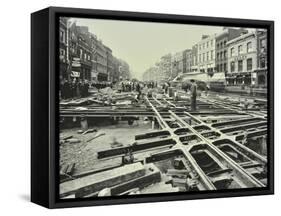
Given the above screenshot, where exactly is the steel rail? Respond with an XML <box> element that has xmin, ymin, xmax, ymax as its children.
<box><xmin>157</xmin><ymin>96</ymin><xmax>266</xmax><ymax>187</ymax></box>
<box><xmin>145</xmin><ymin>96</ymin><xmax>216</xmax><ymax>190</ymax></box>
<box><xmin>169</xmin><ymin>110</ymin><xmax>265</xmax><ymax>188</ymax></box>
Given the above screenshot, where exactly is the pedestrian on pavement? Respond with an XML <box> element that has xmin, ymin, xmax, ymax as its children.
<box><xmin>82</xmin><ymin>80</ymin><xmax>89</xmax><ymax>97</ymax></box>
<box><xmin>63</xmin><ymin>79</ymin><xmax>71</xmax><ymax>99</ymax></box>
<box><xmin>71</xmin><ymin>79</ymin><xmax>76</xmax><ymax>98</ymax></box>
<box><xmin>77</xmin><ymin>80</ymin><xmax>82</xmax><ymax>98</ymax></box>
<box><xmin>80</xmin><ymin>80</ymin><xmax>85</xmax><ymax>97</ymax></box>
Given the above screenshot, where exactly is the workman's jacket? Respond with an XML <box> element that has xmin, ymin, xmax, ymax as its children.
<box><xmin>190</xmin><ymin>84</ymin><xmax>197</xmax><ymax>97</ymax></box>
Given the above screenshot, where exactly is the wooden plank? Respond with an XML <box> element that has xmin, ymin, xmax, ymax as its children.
<box><xmin>110</xmin><ymin>164</ymin><xmax>161</xmax><ymax>195</ymax></box>
<box><xmin>60</xmin><ymin>162</ymin><xmax>145</xmax><ymax>198</ymax></box>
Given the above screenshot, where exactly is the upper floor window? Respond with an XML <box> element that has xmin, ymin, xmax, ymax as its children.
<box><xmin>247</xmin><ymin>42</ymin><xmax>252</xmax><ymax>52</ymax></box>
<box><xmin>247</xmin><ymin>58</ymin><xmax>253</xmax><ymax>71</ymax></box>
<box><xmin>230</xmin><ymin>47</ymin><xmax>235</xmax><ymax>57</ymax></box>
<box><xmin>59</xmin><ymin>30</ymin><xmax>65</xmax><ymax>43</ymax></box>
<box><xmin>224</xmin><ymin>51</ymin><xmax>227</xmax><ymax>59</ymax></box>
<box><xmin>231</xmin><ymin>61</ymin><xmax>235</xmax><ymax>72</ymax></box>
<box><xmin>260</xmin><ymin>57</ymin><xmax>266</xmax><ymax>68</ymax></box>
<box><xmin>238</xmin><ymin>60</ymin><xmax>243</xmax><ymax>72</ymax></box>
<box><xmin>260</xmin><ymin>39</ymin><xmax>266</xmax><ymax>49</ymax></box>
<box><xmin>238</xmin><ymin>45</ymin><xmax>243</xmax><ymax>55</ymax></box>
<box><xmin>260</xmin><ymin>39</ymin><xmax>266</xmax><ymax>52</ymax></box>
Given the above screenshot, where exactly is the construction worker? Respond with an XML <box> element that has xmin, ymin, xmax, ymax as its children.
<box><xmin>190</xmin><ymin>79</ymin><xmax>197</xmax><ymax>111</ymax></box>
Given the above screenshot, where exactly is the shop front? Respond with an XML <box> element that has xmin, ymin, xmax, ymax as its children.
<box><xmin>255</xmin><ymin>69</ymin><xmax>267</xmax><ymax>88</ymax></box>
<box><xmin>97</xmin><ymin>73</ymin><xmax>108</xmax><ymax>82</ymax></box>
<box><xmin>226</xmin><ymin>72</ymin><xmax>252</xmax><ymax>86</ymax></box>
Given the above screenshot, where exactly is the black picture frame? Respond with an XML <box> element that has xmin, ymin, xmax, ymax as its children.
<box><xmin>31</xmin><ymin>6</ymin><xmax>274</xmax><ymax>209</ymax></box>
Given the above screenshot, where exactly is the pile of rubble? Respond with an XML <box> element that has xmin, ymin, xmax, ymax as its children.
<box><xmin>60</xmin><ymin>87</ymin><xmax>138</xmax><ymax>107</ymax></box>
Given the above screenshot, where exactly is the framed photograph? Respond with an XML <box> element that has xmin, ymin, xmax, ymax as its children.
<box><xmin>31</xmin><ymin>7</ymin><xmax>274</xmax><ymax>208</ymax></box>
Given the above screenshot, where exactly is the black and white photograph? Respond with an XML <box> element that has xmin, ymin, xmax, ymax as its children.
<box><xmin>58</xmin><ymin>16</ymin><xmax>269</xmax><ymax>199</ymax></box>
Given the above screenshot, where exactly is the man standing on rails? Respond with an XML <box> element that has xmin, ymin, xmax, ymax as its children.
<box><xmin>190</xmin><ymin>79</ymin><xmax>197</xmax><ymax>111</ymax></box>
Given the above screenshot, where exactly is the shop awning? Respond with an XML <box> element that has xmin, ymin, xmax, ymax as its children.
<box><xmin>174</xmin><ymin>72</ymin><xmax>225</xmax><ymax>83</ymax></box>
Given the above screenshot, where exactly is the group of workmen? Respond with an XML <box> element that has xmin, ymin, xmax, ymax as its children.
<box><xmin>119</xmin><ymin>80</ymin><xmax>157</xmax><ymax>93</ymax></box>
<box><xmin>60</xmin><ymin>77</ymin><xmax>198</xmax><ymax>111</ymax></box>
<box><xmin>162</xmin><ymin>80</ymin><xmax>198</xmax><ymax>111</ymax></box>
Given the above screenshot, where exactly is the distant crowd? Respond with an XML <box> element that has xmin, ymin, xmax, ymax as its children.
<box><xmin>60</xmin><ymin>78</ymin><xmax>162</xmax><ymax>100</ymax></box>
<box><xmin>119</xmin><ymin>80</ymin><xmax>157</xmax><ymax>93</ymax></box>
<box><xmin>60</xmin><ymin>78</ymin><xmax>90</xmax><ymax>99</ymax></box>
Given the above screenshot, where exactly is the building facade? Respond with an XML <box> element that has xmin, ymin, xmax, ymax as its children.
<box><xmin>67</xmin><ymin>22</ymin><xmax>93</xmax><ymax>81</ymax></box>
<box><xmin>112</xmin><ymin>57</ymin><xmax>121</xmax><ymax>83</ymax></box>
<box><xmin>226</xmin><ymin>31</ymin><xmax>259</xmax><ymax>86</ymax></box>
<box><xmin>105</xmin><ymin>46</ymin><xmax>114</xmax><ymax>82</ymax></box>
<box><xmin>159</xmin><ymin>53</ymin><xmax>172</xmax><ymax>81</ymax></box>
<box><xmin>95</xmin><ymin>40</ymin><xmax>108</xmax><ymax>81</ymax></box>
<box><xmin>256</xmin><ymin>29</ymin><xmax>267</xmax><ymax>87</ymax></box>
<box><xmin>76</xmin><ymin>27</ymin><xmax>92</xmax><ymax>81</ymax></box>
<box><xmin>216</xmin><ymin>28</ymin><xmax>248</xmax><ymax>77</ymax></box>
<box><xmin>59</xmin><ymin>17</ymin><xmax>69</xmax><ymax>79</ymax></box>
<box><xmin>183</xmin><ymin>49</ymin><xmax>192</xmax><ymax>73</ymax></box>
<box><xmin>118</xmin><ymin>59</ymin><xmax>131</xmax><ymax>80</ymax></box>
<box><xmin>89</xmin><ymin>33</ymin><xmax>98</xmax><ymax>81</ymax></box>
<box><xmin>171</xmin><ymin>52</ymin><xmax>184</xmax><ymax>78</ymax></box>
<box><xmin>59</xmin><ymin>18</ymin><xmax>126</xmax><ymax>83</ymax></box>
<box><xmin>191</xmin><ymin>44</ymin><xmax>198</xmax><ymax>72</ymax></box>
<box><xmin>197</xmin><ymin>34</ymin><xmax>216</xmax><ymax>75</ymax></box>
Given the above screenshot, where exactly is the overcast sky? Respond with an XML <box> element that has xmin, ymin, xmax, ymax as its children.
<box><xmin>72</xmin><ymin>18</ymin><xmax>224</xmax><ymax>79</ymax></box>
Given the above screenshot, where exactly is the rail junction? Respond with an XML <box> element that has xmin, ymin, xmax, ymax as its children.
<box><xmin>59</xmin><ymin>91</ymin><xmax>268</xmax><ymax>198</ymax></box>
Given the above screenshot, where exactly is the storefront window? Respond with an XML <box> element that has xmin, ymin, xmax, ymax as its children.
<box><xmin>258</xmin><ymin>75</ymin><xmax>266</xmax><ymax>86</ymax></box>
